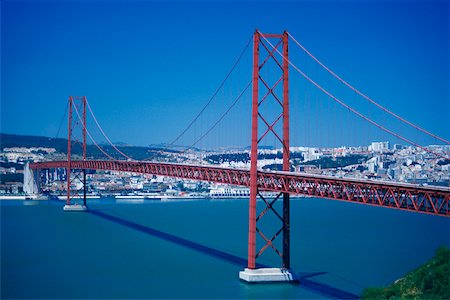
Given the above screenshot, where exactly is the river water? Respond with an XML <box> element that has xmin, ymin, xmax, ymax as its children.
<box><xmin>2</xmin><ymin>197</ymin><xmax>449</xmax><ymax>299</ymax></box>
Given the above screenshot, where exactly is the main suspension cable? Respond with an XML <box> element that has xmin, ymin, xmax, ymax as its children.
<box><xmin>72</xmin><ymin>103</ymin><xmax>117</xmax><ymax>160</ymax></box>
<box><xmin>142</xmin><ymin>35</ymin><xmax>252</xmax><ymax>161</ymax></box>
<box><xmin>85</xmin><ymin>98</ymin><xmax>133</xmax><ymax>160</ymax></box>
<box><xmin>260</xmin><ymin>32</ymin><xmax>447</xmax><ymax>159</ymax></box>
<box><xmin>167</xmin><ymin>35</ymin><xmax>252</xmax><ymax>149</ymax></box>
<box><xmin>142</xmin><ymin>80</ymin><xmax>252</xmax><ymax>160</ymax></box>
<box><xmin>55</xmin><ymin>100</ymin><xmax>69</xmax><ymax>139</ymax></box>
<box><xmin>288</xmin><ymin>32</ymin><xmax>450</xmax><ymax>145</ymax></box>
<box><xmin>185</xmin><ymin>79</ymin><xmax>252</xmax><ymax>151</ymax></box>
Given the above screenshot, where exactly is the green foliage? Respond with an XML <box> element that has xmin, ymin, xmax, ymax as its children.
<box><xmin>262</xmin><ymin>163</ymin><xmax>283</xmax><ymax>171</ymax></box>
<box><xmin>1</xmin><ymin>133</ymin><xmax>68</xmax><ymax>152</ymax></box>
<box><xmin>204</xmin><ymin>152</ymin><xmax>303</xmax><ymax>165</ymax></box>
<box><xmin>299</xmin><ymin>155</ymin><xmax>367</xmax><ymax>169</ymax></box>
<box><xmin>362</xmin><ymin>246</ymin><xmax>450</xmax><ymax>299</ymax></box>
<box><xmin>205</xmin><ymin>153</ymin><xmax>249</xmax><ymax>164</ymax></box>
<box><xmin>0</xmin><ymin>133</ymin><xmax>173</xmax><ymax>160</ymax></box>
<box><xmin>437</xmin><ymin>159</ymin><xmax>450</xmax><ymax>166</ymax></box>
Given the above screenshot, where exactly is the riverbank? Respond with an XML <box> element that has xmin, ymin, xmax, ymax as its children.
<box><xmin>362</xmin><ymin>247</ymin><xmax>450</xmax><ymax>299</ymax></box>
<box><xmin>0</xmin><ymin>195</ymin><xmax>47</xmax><ymax>200</ymax></box>
<box><xmin>0</xmin><ymin>194</ymin><xmax>312</xmax><ymax>201</ymax></box>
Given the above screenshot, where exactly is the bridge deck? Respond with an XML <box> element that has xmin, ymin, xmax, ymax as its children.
<box><xmin>30</xmin><ymin>160</ymin><xmax>450</xmax><ymax>217</ymax></box>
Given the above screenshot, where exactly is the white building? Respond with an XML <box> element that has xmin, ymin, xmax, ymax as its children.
<box><xmin>369</xmin><ymin>141</ymin><xmax>390</xmax><ymax>153</ymax></box>
<box><xmin>209</xmin><ymin>185</ymin><xmax>250</xmax><ymax>198</ymax></box>
<box><xmin>303</xmin><ymin>148</ymin><xmax>322</xmax><ymax>162</ymax></box>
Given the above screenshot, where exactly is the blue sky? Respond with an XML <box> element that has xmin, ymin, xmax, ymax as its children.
<box><xmin>2</xmin><ymin>0</ymin><xmax>449</xmax><ymax>149</ymax></box>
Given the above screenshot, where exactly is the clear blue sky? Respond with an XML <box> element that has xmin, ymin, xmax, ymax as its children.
<box><xmin>2</xmin><ymin>0</ymin><xmax>449</xmax><ymax>149</ymax></box>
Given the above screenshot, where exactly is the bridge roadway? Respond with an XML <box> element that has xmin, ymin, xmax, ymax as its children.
<box><xmin>30</xmin><ymin>160</ymin><xmax>450</xmax><ymax>217</ymax></box>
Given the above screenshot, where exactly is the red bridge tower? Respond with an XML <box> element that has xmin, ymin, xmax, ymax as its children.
<box><xmin>64</xmin><ymin>96</ymin><xmax>88</xmax><ymax>212</ymax></box>
<box><xmin>239</xmin><ymin>30</ymin><xmax>298</xmax><ymax>282</ymax></box>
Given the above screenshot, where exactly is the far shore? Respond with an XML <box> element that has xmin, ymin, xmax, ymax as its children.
<box><xmin>0</xmin><ymin>194</ymin><xmax>312</xmax><ymax>200</ymax></box>
<box><xmin>0</xmin><ymin>195</ymin><xmax>47</xmax><ymax>200</ymax></box>
<box><xmin>0</xmin><ymin>195</ymin><xmax>34</xmax><ymax>200</ymax></box>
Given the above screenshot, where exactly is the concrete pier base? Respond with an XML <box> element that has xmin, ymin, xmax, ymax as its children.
<box><xmin>239</xmin><ymin>268</ymin><xmax>299</xmax><ymax>283</ymax></box>
<box><xmin>63</xmin><ymin>204</ymin><xmax>88</xmax><ymax>212</ymax></box>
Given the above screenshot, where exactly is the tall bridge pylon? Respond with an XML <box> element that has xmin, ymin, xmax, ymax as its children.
<box><xmin>239</xmin><ymin>30</ymin><xmax>298</xmax><ymax>283</ymax></box>
<box><xmin>64</xmin><ymin>96</ymin><xmax>88</xmax><ymax>211</ymax></box>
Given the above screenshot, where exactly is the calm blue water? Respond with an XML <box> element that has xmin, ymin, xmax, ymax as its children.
<box><xmin>2</xmin><ymin>197</ymin><xmax>449</xmax><ymax>299</ymax></box>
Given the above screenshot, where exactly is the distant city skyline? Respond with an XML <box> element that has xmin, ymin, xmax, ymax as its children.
<box><xmin>2</xmin><ymin>0</ymin><xmax>449</xmax><ymax>149</ymax></box>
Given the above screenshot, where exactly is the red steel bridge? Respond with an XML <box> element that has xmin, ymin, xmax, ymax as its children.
<box><xmin>31</xmin><ymin>159</ymin><xmax>450</xmax><ymax>218</ymax></box>
<box><xmin>30</xmin><ymin>30</ymin><xmax>450</xmax><ymax>276</ymax></box>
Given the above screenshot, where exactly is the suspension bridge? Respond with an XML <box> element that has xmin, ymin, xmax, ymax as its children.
<box><xmin>28</xmin><ymin>30</ymin><xmax>450</xmax><ymax>283</ymax></box>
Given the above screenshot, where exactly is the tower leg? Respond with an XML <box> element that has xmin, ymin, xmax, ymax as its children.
<box><xmin>283</xmin><ymin>193</ymin><xmax>290</xmax><ymax>269</ymax></box>
<box><xmin>83</xmin><ymin>170</ymin><xmax>87</xmax><ymax>207</ymax></box>
<box><xmin>247</xmin><ymin>29</ymin><xmax>260</xmax><ymax>270</ymax></box>
<box><xmin>239</xmin><ymin>30</ymin><xmax>297</xmax><ymax>283</ymax></box>
<box><xmin>63</xmin><ymin>95</ymin><xmax>88</xmax><ymax>212</ymax></box>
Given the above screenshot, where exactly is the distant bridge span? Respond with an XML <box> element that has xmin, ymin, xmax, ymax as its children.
<box><xmin>30</xmin><ymin>160</ymin><xmax>450</xmax><ymax>217</ymax></box>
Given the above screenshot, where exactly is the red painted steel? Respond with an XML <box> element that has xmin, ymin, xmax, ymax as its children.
<box><xmin>248</xmin><ymin>30</ymin><xmax>260</xmax><ymax>269</ymax></box>
<box><xmin>66</xmin><ymin>96</ymin><xmax>73</xmax><ymax>205</ymax></box>
<box><xmin>248</xmin><ymin>31</ymin><xmax>292</xmax><ymax>269</ymax></box>
<box><xmin>281</xmin><ymin>31</ymin><xmax>290</xmax><ymax>269</ymax></box>
<box><xmin>30</xmin><ymin>160</ymin><xmax>450</xmax><ymax>217</ymax></box>
<box><xmin>83</xmin><ymin>96</ymin><xmax>87</xmax><ymax>160</ymax></box>
<box><xmin>282</xmin><ymin>31</ymin><xmax>290</xmax><ymax>174</ymax></box>
<box><xmin>66</xmin><ymin>96</ymin><xmax>87</xmax><ymax>206</ymax></box>
<box><xmin>262</xmin><ymin>33</ymin><xmax>284</xmax><ymax>38</ymax></box>
<box><xmin>82</xmin><ymin>96</ymin><xmax>87</xmax><ymax>205</ymax></box>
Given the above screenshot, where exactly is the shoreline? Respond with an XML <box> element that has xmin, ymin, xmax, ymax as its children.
<box><xmin>0</xmin><ymin>194</ymin><xmax>312</xmax><ymax>201</ymax></box>
<box><xmin>0</xmin><ymin>195</ymin><xmax>48</xmax><ymax>200</ymax></box>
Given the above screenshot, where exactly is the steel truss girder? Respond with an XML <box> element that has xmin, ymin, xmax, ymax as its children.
<box><xmin>30</xmin><ymin>160</ymin><xmax>450</xmax><ymax>217</ymax></box>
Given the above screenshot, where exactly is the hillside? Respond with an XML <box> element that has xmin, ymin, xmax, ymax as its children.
<box><xmin>362</xmin><ymin>247</ymin><xmax>450</xmax><ymax>299</ymax></box>
<box><xmin>0</xmin><ymin>133</ymin><xmax>68</xmax><ymax>152</ymax></box>
<box><xmin>0</xmin><ymin>133</ymin><xmax>177</xmax><ymax>160</ymax></box>
<box><xmin>299</xmin><ymin>155</ymin><xmax>368</xmax><ymax>169</ymax></box>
